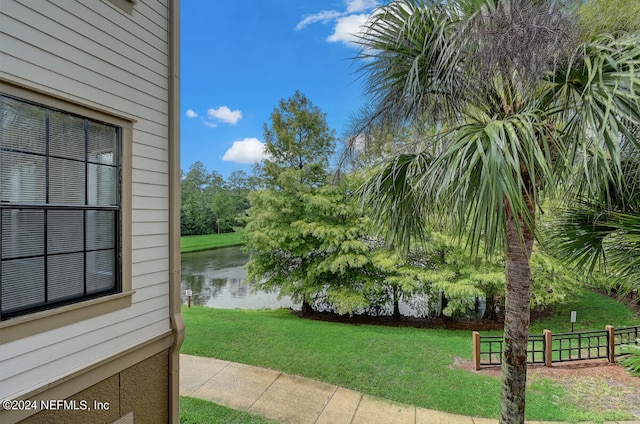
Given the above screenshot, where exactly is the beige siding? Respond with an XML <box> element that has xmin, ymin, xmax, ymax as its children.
<box><xmin>0</xmin><ymin>0</ymin><xmax>173</xmax><ymax>402</ymax></box>
<box><xmin>133</xmin><ymin>271</ymin><xmax>171</xmax><ymax>289</ymax></box>
<box><xmin>133</xmin><ymin>246</ymin><xmax>170</xmax><ymax>264</ymax></box>
<box><xmin>132</xmin><ymin>184</ymin><xmax>170</xmax><ymax>199</ymax></box>
<box><xmin>134</xmin><ymin>142</ymin><xmax>169</xmax><ymax>162</ymax></box>
<box><xmin>132</xmin><ymin>222</ymin><xmax>169</xmax><ymax>236</ymax></box>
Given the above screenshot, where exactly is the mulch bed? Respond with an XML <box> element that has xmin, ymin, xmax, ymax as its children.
<box><xmin>291</xmin><ymin>308</ymin><xmax>555</xmax><ymax>331</ymax></box>
<box><xmin>292</xmin><ymin>289</ymin><xmax>638</xmax><ymax>331</ymax></box>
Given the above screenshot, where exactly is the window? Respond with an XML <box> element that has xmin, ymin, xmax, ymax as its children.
<box><xmin>1</xmin><ymin>95</ymin><xmax>122</xmax><ymax>320</ymax></box>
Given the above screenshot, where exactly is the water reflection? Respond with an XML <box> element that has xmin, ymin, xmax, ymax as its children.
<box><xmin>181</xmin><ymin>246</ymin><xmax>300</xmax><ymax>310</ymax></box>
<box><xmin>181</xmin><ymin>246</ymin><xmax>486</xmax><ymax>319</ymax></box>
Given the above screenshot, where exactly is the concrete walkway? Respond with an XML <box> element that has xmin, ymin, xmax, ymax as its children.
<box><xmin>180</xmin><ymin>354</ymin><xmax>636</xmax><ymax>424</ymax></box>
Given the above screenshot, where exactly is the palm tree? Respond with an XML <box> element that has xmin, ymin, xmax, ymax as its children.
<box><xmin>546</xmin><ymin>140</ymin><xmax>640</xmax><ymax>295</ymax></box>
<box><xmin>352</xmin><ymin>1</ymin><xmax>640</xmax><ymax>422</ymax></box>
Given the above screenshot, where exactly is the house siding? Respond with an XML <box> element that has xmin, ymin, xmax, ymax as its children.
<box><xmin>0</xmin><ymin>0</ymin><xmax>174</xmax><ymax>418</ymax></box>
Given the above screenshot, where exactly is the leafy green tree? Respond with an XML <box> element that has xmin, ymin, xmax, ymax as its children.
<box><xmin>181</xmin><ymin>161</ymin><xmax>211</xmax><ymax>199</ymax></box>
<box><xmin>181</xmin><ymin>161</ymin><xmax>215</xmax><ymax>235</ymax></box>
<box><xmin>354</xmin><ymin>1</ymin><xmax>639</xmax><ymax>422</ymax></box>
<box><xmin>180</xmin><ymin>162</ymin><xmax>254</xmax><ymax>235</ymax></box>
<box><xmin>245</xmin><ymin>171</ymin><xmax>432</xmax><ymax>316</ymax></box>
<box><xmin>226</xmin><ymin>170</ymin><xmax>258</xmax><ymax>229</ymax></box>
<box><xmin>245</xmin><ymin>92</ymin><xmax>336</xmax><ymax>313</ymax></box>
<box><xmin>259</xmin><ymin>90</ymin><xmax>336</xmax><ymax>187</ymax></box>
<box><xmin>245</xmin><ymin>91</ymin><xmax>433</xmax><ymax>317</ymax></box>
<box><xmin>401</xmin><ymin>231</ymin><xmax>578</xmax><ymax>320</ymax></box>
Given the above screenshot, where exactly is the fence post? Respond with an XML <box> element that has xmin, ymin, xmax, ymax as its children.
<box><xmin>473</xmin><ymin>331</ymin><xmax>481</xmax><ymax>371</ymax></box>
<box><xmin>544</xmin><ymin>329</ymin><xmax>553</xmax><ymax>367</ymax></box>
<box><xmin>606</xmin><ymin>325</ymin><xmax>615</xmax><ymax>363</ymax></box>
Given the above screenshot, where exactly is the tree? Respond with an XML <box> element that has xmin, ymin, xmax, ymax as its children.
<box><xmin>547</xmin><ymin>0</ymin><xmax>640</xmax><ymax>295</ymax></box>
<box><xmin>180</xmin><ymin>162</ymin><xmax>254</xmax><ymax>235</ymax></box>
<box><xmin>245</xmin><ymin>92</ymin><xmax>337</xmax><ymax>314</ymax></box>
<box><xmin>245</xmin><ymin>171</ymin><xmax>432</xmax><ymax>317</ymax></box>
<box><xmin>353</xmin><ymin>1</ymin><xmax>639</xmax><ymax>422</ymax></box>
<box><xmin>181</xmin><ymin>161</ymin><xmax>215</xmax><ymax>235</ymax></box>
<box><xmin>259</xmin><ymin>90</ymin><xmax>336</xmax><ymax>187</ymax></box>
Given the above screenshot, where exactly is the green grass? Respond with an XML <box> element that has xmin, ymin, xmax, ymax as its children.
<box><xmin>180</xmin><ymin>397</ymin><xmax>278</xmax><ymax>424</ymax></box>
<box><xmin>529</xmin><ymin>288</ymin><xmax>639</xmax><ymax>333</ymax></box>
<box><xmin>181</xmin><ymin>289</ymin><xmax>639</xmax><ymax>422</ymax></box>
<box><xmin>180</xmin><ymin>232</ymin><xmax>244</xmax><ymax>253</ymax></box>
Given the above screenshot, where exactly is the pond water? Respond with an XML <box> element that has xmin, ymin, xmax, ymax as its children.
<box><xmin>180</xmin><ymin>246</ymin><xmax>300</xmax><ymax>310</ymax></box>
<box><xmin>180</xmin><ymin>245</ymin><xmax>486</xmax><ymax>318</ymax></box>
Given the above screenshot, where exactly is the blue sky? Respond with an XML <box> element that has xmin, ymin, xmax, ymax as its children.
<box><xmin>180</xmin><ymin>0</ymin><xmax>380</xmax><ymax>178</ymax></box>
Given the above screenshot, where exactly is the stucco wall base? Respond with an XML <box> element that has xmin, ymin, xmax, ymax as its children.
<box><xmin>121</xmin><ymin>350</ymin><xmax>169</xmax><ymax>423</ymax></box>
<box><xmin>19</xmin><ymin>351</ymin><xmax>169</xmax><ymax>424</ymax></box>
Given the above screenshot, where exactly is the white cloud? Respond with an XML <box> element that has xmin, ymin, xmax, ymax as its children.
<box><xmin>296</xmin><ymin>10</ymin><xmax>343</xmax><ymax>30</ymax></box>
<box><xmin>203</xmin><ymin>121</ymin><xmax>217</xmax><ymax>128</ymax></box>
<box><xmin>327</xmin><ymin>14</ymin><xmax>369</xmax><ymax>47</ymax></box>
<box><xmin>295</xmin><ymin>2</ymin><xmax>378</xmax><ymax>49</ymax></box>
<box><xmin>346</xmin><ymin>0</ymin><xmax>378</xmax><ymax>13</ymax></box>
<box><xmin>222</xmin><ymin>138</ymin><xmax>268</xmax><ymax>164</ymax></box>
<box><xmin>185</xmin><ymin>109</ymin><xmax>198</xmax><ymax>118</ymax></box>
<box><xmin>208</xmin><ymin>106</ymin><xmax>243</xmax><ymax>125</ymax></box>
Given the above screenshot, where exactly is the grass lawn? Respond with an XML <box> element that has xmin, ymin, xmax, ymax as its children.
<box><xmin>181</xmin><ymin>288</ymin><xmax>639</xmax><ymax>422</ymax></box>
<box><xmin>529</xmin><ymin>288</ymin><xmax>638</xmax><ymax>333</ymax></box>
<box><xmin>180</xmin><ymin>232</ymin><xmax>244</xmax><ymax>253</ymax></box>
<box><xmin>180</xmin><ymin>397</ymin><xmax>278</xmax><ymax>424</ymax></box>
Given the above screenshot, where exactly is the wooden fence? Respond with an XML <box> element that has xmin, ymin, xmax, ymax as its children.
<box><xmin>472</xmin><ymin>325</ymin><xmax>639</xmax><ymax>370</ymax></box>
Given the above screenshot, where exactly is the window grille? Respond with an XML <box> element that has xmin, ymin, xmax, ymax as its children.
<box><xmin>0</xmin><ymin>94</ymin><xmax>121</xmax><ymax>320</ymax></box>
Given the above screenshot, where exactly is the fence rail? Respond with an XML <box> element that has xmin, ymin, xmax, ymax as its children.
<box><xmin>552</xmin><ymin>329</ymin><xmax>609</xmax><ymax>363</ymax></box>
<box><xmin>615</xmin><ymin>326</ymin><xmax>639</xmax><ymax>355</ymax></box>
<box><xmin>473</xmin><ymin>325</ymin><xmax>639</xmax><ymax>370</ymax></box>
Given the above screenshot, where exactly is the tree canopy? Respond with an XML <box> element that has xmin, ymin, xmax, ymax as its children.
<box><xmin>258</xmin><ymin>90</ymin><xmax>336</xmax><ymax>188</ymax></box>
<box><xmin>180</xmin><ymin>162</ymin><xmax>256</xmax><ymax>235</ymax></box>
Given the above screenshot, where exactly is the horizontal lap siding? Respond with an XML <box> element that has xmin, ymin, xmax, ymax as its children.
<box><xmin>132</xmin><ymin>222</ymin><xmax>169</xmax><ymax>236</ymax></box>
<box><xmin>133</xmin><ymin>246</ymin><xmax>170</xmax><ymax>264</ymax></box>
<box><xmin>134</xmin><ymin>142</ymin><xmax>169</xmax><ymax>162</ymax></box>
<box><xmin>132</xmin><ymin>270</ymin><xmax>171</xmax><ymax>288</ymax></box>
<box><xmin>0</xmin><ymin>296</ymin><xmax>169</xmax><ymax>366</ymax></box>
<box><xmin>133</xmin><ymin>183</ymin><xmax>169</xmax><ymax>199</ymax></box>
<box><xmin>0</xmin><ymin>0</ymin><xmax>173</xmax><ymax>400</ymax></box>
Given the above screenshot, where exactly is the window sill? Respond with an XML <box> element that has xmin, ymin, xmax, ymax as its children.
<box><xmin>0</xmin><ymin>291</ymin><xmax>134</xmax><ymax>344</ymax></box>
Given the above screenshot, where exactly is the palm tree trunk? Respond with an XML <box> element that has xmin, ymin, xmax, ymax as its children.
<box><xmin>500</xmin><ymin>202</ymin><xmax>535</xmax><ymax>424</ymax></box>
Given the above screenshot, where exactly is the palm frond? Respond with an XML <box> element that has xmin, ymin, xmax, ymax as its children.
<box><xmin>429</xmin><ymin>105</ymin><xmax>557</xmax><ymax>256</ymax></box>
<box><xmin>546</xmin><ymin>32</ymin><xmax>640</xmax><ymax>198</ymax></box>
<box><xmin>546</xmin><ymin>205</ymin><xmax>640</xmax><ymax>293</ymax></box>
<box><xmin>620</xmin><ymin>340</ymin><xmax>640</xmax><ymax>376</ymax></box>
<box><xmin>359</xmin><ymin>152</ymin><xmax>435</xmax><ymax>252</ymax></box>
<box><xmin>546</xmin><ymin>201</ymin><xmax>619</xmax><ymax>273</ymax></box>
<box><xmin>355</xmin><ymin>0</ymin><xmax>469</xmax><ymax>128</ymax></box>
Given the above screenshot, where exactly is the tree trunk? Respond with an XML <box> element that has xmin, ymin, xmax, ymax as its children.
<box><xmin>392</xmin><ymin>285</ymin><xmax>401</xmax><ymax>319</ymax></box>
<box><xmin>301</xmin><ymin>300</ymin><xmax>313</xmax><ymax>317</ymax></box>
<box><xmin>500</xmin><ymin>202</ymin><xmax>535</xmax><ymax>424</ymax></box>
<box><xmin>482</xmin><ymin>294</ymin><xmax>497</xmax><ymax>320</ymax></box>
<box><xmin>439</xmin><ymin>291</ymin><xmax>449</xmax><ymax>318</ymax></box>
